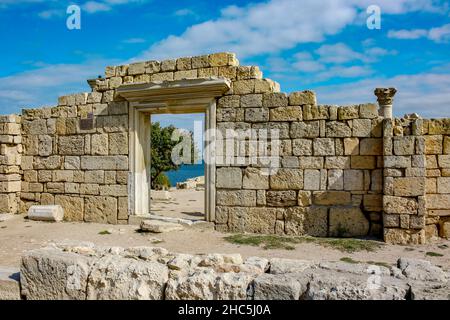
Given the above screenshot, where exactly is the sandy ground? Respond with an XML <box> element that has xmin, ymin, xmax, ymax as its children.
<box><xmin>0</xmin><ymin>214</ymin><xmax>449</xmax><ymax>270</ymax></box>
<box><xmin>150</xmin><ymin>189</ymin><xmax>205</xmax><ymax>221</ymax></box>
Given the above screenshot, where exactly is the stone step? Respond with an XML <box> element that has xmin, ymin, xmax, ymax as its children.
<box><xmin>0</xmin><ymin>267</ymin><xmax>21</xmax><ymax>300</ymax></box>
<box><xmin>140</xmin><ymin>219</ymin><xmax>184</xmax><ymax>233</ymax></box>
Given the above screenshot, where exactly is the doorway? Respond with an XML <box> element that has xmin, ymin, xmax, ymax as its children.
<box><xmin>149</xmin><ymin>113</ymin><xmax>205</xmax><ymax>222</ymax></box>
<box><xmin>117</xmin><ymin>78</ymin><xmax>231</xmax><ymax>222</ymax></box>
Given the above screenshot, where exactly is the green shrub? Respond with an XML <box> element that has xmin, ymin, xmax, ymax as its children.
<box><xmin>153</xmin><ymin>172</ymin><xmax>171</xmax><ymax>190</ymax></box>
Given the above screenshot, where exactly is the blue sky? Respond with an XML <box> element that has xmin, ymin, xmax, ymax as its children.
<box><xmin>0</xmin><ymin>0</ymin><xmax>450</xmax><ymax>125</ymax></box>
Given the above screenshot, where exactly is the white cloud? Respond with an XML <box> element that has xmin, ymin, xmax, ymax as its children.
<box><xmin>134</xmin><ymin>0</ymin><xmax>446</xmax><ymax>61</ymax></box>
<box><xmin>314</xmin><ymin>72</ymin><xmax>450</xmax><ymax>118</ymax></box>
<box><xmin>37</xmin><ymin>8</ymin><xmax>63</xmax><ymax>19</ymax></box>
<box><xmin>388</xmin><ymin>23</ymin><xmax>450</xmax><ymax>42</ymax></box>
<box><xmin>82</xmin><ymin>1</ymin><xmax>111</xmax><ymax>14</ymax></box>
<box><xmin>315</xmin><ymin>43</ymin><xmax>365</xmax><ymax>64</ymax></box>
<box><xmin>0</xmin><ymin>60</ymin><xmax>116</xmax><ymax>114</ymax></box>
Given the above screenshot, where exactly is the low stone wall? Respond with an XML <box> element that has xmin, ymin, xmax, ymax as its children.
<box><xmin>0</xmin><ymin>115</ymin><xmax>22</xmax><ymax>214</ymax></box>
<box><xmin>19</xmin><ymin>243</ymin><xmax>449</xmax><ymax>300</ymax></box>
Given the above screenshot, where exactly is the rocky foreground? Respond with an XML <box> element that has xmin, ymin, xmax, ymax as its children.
<box><xmin>6</xmin><ymin>242</ymin><xmax>449</xmax><ymax>300</ymax></box>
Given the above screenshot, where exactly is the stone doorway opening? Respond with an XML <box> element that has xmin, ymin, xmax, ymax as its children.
<box><xmin>117</xmin><ymin>78</ymin><xmax>231</xmax><ymax>223</ymax></box>
<box><xmin>149</xmin><ymin>113</ymin><xmax>205</xmax><ymax>222</ymax></box>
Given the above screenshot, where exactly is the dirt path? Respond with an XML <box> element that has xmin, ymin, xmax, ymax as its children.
<box><xmin>0</xmin><ymin>214</ymin><xmax>449</xmax><ymax>269</ymax></box>
<box><xmin>151</xmin><ymin>189</ymin><xmax>204</xmax><ymax>221</ymax></box>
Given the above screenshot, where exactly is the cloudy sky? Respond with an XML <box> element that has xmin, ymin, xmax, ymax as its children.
<box><xmin>0</xmin><ymin>0</ymin><xmax>449</xmax><ymax>122</ymax></box>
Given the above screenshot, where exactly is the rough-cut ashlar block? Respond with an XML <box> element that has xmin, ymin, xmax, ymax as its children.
<box><xmin>28</xmin><ymin>205</ymin><xmax>64</xmax><ymax>222</ymax></box>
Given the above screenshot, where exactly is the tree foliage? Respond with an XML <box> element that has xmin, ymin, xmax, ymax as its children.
<box><xmin>150</xmin><ymin>122</ymin><xmax>200</xmax><ymax>189</ymax></box>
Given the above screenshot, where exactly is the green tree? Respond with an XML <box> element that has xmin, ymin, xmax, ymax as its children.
<box><xmin>150</xmin><ymin>122</ymin><xmax>201</xmax><ymax>189</ymax></box>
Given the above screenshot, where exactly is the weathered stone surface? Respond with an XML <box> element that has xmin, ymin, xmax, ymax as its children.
<box><xmin>216</xmin><ymin>190</ymin><xmax>256</xmax><ymax>207</ymax></box>
<box><xmin>21</xmin><ymin>248</ymin><xmax>92</xmax><ymax>300</ymax></box>
<box><xmin>290</xmin><ymin>121</ymin><xmax>320</xmax><ymax>138</ymax></box>
<box><xmin>313</xmin><ymin>191</ymin><xmax>351</xmax><ymax>205</ymax></box>
<box><xmin>252</xmin><ymin>273</ymin><xmax>306</xmax><ymax>300</ymax></box>
<box><xmin>397</xmin><ymin>258</ymin><xmax>447</xmax><ymax>282</ymax></box>
<box><xmin>267</xmin><ymin>190</ymin><xmax>297</xmax><ymax>207</ymax></box>
<box><xmin>140</xmin><ymin>220</ymin><xmax>184</xmax><ymax>233</ymax></box>
<box><xmin>28</xmin><ymin>205</ymin><xmax>64</xmax><ymax>222</ymax></box>
<box><xmin>289</xmin><ymin>91</ymin><xmax>316</xmax><ymax>106</ymax></box>
<box><xmin>329</xmin><ymin>207</ymin><xmax>369</xmax><ymax>237</ymax></box>
<box><xmin>270</xmin><ymin>169</ymin><xmax>303</xmax><ymax>190</ymax></box>
<box><xmin>55</xmin><ymin>196</ymin><xmax>84</xmax><ymax>222</ymax></box>
<box><xmin>87</xmin><ymin>255</ymin><xmax>168</xmax><ymax>300</ymax></box>
<box><xmin>304</xmin><ymin>169</ymin><xmax>321</xmax><ymax>190</ymax></box>
<box><xmin>216</xmin><ymin>167</ymin><xmax>242</xmax><ymax>189</ymax></box>
<box><xmin>0</xmin><ymin>267</ymin><xmax>20</xmax><ymax>300</ymax></box>
<box><xmin>393</xmin><ymin>177</ymin><xmax>425</xmax><ymax>197</ymax></box>
<box><xmin>242</xmin><ymin>167</ymin><xmax>269</xmax><ymax>189</ymax></box>
<box><xmin>84</xmin><ymin>196</ymin><xmax>117</xmax><ymax>224</ymax></box>
<box><xmin>383</xmin><ymin>196</ymin><xmax>418</xmax><ymax>214</ymax></box>
<box><xmin>269</xmin><ymin>258</ymin><xmax>312</xmax><ymax>274</ymax></box>
<box><xmin>270</xmin><ymin>106</ymin><xmax>302</xmax><ymax>121</ymax></box>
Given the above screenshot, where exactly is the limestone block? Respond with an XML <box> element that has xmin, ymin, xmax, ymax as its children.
<box><xmin>218</xmin><ymin>95</ymin><xmax>240</xmax><ymax>108</ymax></box>
<box><xmin>128</xmin><ymin>62</ymin><xmax>146</xmax><ymax>75</ymax></box>
<box><xmin>253</xmin><ymin>273</ymin><xmax>305</xmax><ymax>300</ymax></box>
<box><xmin>426</xmin><ymin>194</ymin><xmax>450</xmax><ymax>210</ymax></box>
<box><xmin>151</xmin><ymin>72</ymin><xmax>174</xmax><ymax>82</ymax></box>
<box><xmin>329</xmin><ymin>207</ymin><xmax>369</xmax><ymax>237</ymax></box>
<box><xmin>270</xmin><ymin>169</ymin><xmax>303</xmax><ymax>190</ymax></box>
<box><xmin>100</xmin><ymin>185</ymin><xmax>128</xmax><ymax>197</ymax></box>
<box><xmin>65</xmin><ymin>183</ymin><xmax>80</xmax><ymax>194</ymax></box>
<box><xmin>262</xmin><ymin>93</ymin><xmax>288</xmax><ymax>108</ymax></box>
<box><xmin>303</xmin><ymin>169</ymin><xmax>320</xmax><ymax>190</ymax></box>
<box><xmin>209</xmin><ymin>52</ymin><xmax>238</xmax><ymax>67</ymax></box>
<box><xmin>216</xmin><ymin>190</ymin><xmax>256</xmax><ymax>207</ymax></box>
<box><xmin>384</xmin><ymin>155</ymin><xmax>411</xmax><ymax>168</ymax></box>
<box><xmin>438</xmin><ymin>155</ymin><xmax>450</xmax><ymax>168</ymax></box>
<box><xmin>21</xmin><ymin>248</ymin><xmax>92</xmax><ymax>300</ymax></box>
<box><xmin>242</xmin><ymin>167</ymin><xmax>269</xmax><ymax>189</ymax></box>
<box><xmin>237</xmin><ymin>66</ymin><xmax>262</xmax><ymax>80</ymax></box>
<box><xmin>359</xmin><ymin>103</ymin><xmax>378</xmax><ymax>119</ymax></box>
<box><xmin>84</xmin><ymin>196</ymin><xmax>118</xmax><ymax>224</ymax></box>
<box><xmin>344</xmin><ymin>170</ymin><xmax>364</xmax><ymax>190</ymax></box>
<box><xmin>64</xmin><ymin>156</ymin><xmax>81</xmax><ymax>170</ymax></box>
<box><xmin>297</xmin><ymin>157</ymin><xmax>322</xmax><ymax>169</ymax></box>
<box><xmin>109</xmin><ymin>77</ymin><xmax>123</xmax><ymax>89</ymax></box>
<box><xmin>383</xmin><ymin>196</ymin><xmax>418</xmax><ymax>214</ymax></box>
<box><xmin>359</xmin><ymin>138</ymin><xmax>382</xmax><ymax>155</ymax></box>
<box><xmin>410</xmin><ymin>215</ymin><xmax>425</xmax><ymax>229</ymax></box>
<box><xmin>174</xmin><ymin>70</ymin><xmax>198</xmax><ymax>80</ymax></box>
<box><xmin>313</xmin><ymin>138</ymin><xmax>335</xmax><ymax>156</ymax></box>
<box><xmin>81</xmin><ymin>156</ymin><xmax>128</xmax><ymax>170</ymax></box>
<box><xmin>216</xmin><ymin>167</ymin><xmax>242</xmax><ymax>189</ymax></box>
<box><xmin>53</xmin><ymin>170</ymin><xmax>74</xmax><ymax>182</ymax></box>
<box><xmin>297</xmin><ymin>191</ymin><xmax>311</xmax><ymax>206</ymax></box>
<box><xmin>384</xmin><ymin>228</ymin><xmax>426</xmax><ymax>245</ymax></box>
<box><xmin>393</xmin><ymin>136</ymin><xmax>415</xmax><ymax>156</ymax></box>
<box><xmin>290</xmin><ymin>121</ymin><xmax>320</xmax><ymax>138</ymax></box>
<box><xmin>324</xmin><ymin>156</ymin><xmax>350</xmax><ymax>169</ymax></box>
<box><xmin>96</xmin><ymin>115</ymin><xmax>128</xmax><ymax>133</ymax></box>
<box><xmin>270</xmin><ymin>106</ymin><xmax>302</xmax><ymax>121</ymax></box>
<box><xmin>22</xmin><ymin>119</ymin><xmax>47</xmax><ymax>135</ymax></box>
<box><xmin>87</xmin><ymin>255</ymin><xmax>168</xmax><ymax>300</ymax></box>
<box><xmin>161</xmin><ymin>59</ymin><xmax>176</xmax><ymax>71</ymax></box>
<box><xmin>338</xmin><ymin>106</ymin><xmax>359</xmax><ymax>120</ymax></box>
<box><xmin>351</xmin><ymin>156</ymin><xmax>376</xmax><ymax>169</ymax></box>
<box><xmin>198</xmin><ymin>67</ymin><xmax>219</xmax><ymax>77</ymax></box>
<box><xmin>393</xmin><ymin>177</ymin><xmax>425</xmax><ymax>197</ymax></box>
<box><xmin>140</xmin><ymin>220</ymin><xmax>184</xmax><ymax>233</ymax></box>
<box><xmin>244</xmin><ymin>108</ymin><xmax>269</xmax><ymax>122</ymax></box>
<box><xmin>288</xmin><ymin>90</ymin><xmax>316</xmax><ymax>106</ymax></box>
<box><xmin>232</xmin><ymin>80</ymin><xmax>255</xmax><ymax>94</ymax></box>
<box><xmin>440</xmin><ymin>221</ymin><xmax>450</xmax><ymax>239</ymax></box>
<box><xmin>109</xmin><ymin>132</ymin><xmax>128</xmax><ymax>155</ymax></box>
<box><xmin>55</xmin><ymin>195</ymin><xmax>84</xmax><ymax>221</ymax></box>
<box><xmin>292</xmin><ymin>139</ymin><xmax>312</xmax><ymax>156</ymax></box>
<box><xmin>303</xmin><ymin>105</ymin><xmax>328</xmax><ymax>120</ymax></box>
<box><xmin>424</xmin><ymin>135</ymin><xmax>442</xmax><ymax>154</ymax></box>
<box><xmin>28</xmin><ymin>205</ymin><xmax>64</xmax><ymax>222</ymax></box>
<box><xmin>266</xmin><ymin>191</ymin><xmax>297</xmax><ymax>207</ymax></box>
<box><xmin>437</xmin><ymin>177</ymin><xmax>450</xmax><ymax>193</ymax></box>
<box><xmin>312</xmin><ymin>191</ymin><xmax>351</xmax><ymax>205</ymax></box>
<box><xmin>240</xmin><ymin>94</ymin><xmax>262</xmax><ymax>108</ymax></box>
<box><xmin>59</xmin><ymin>136</ymin><xmax>85</xmax><ymax>155</ymax></box>
<box><xmin>328</xmin><ymin>169</ymin><xmax>344</xmax><ymax>190</ymax></box>
<box><xmin>383</xmin><ymin>214</ymin><xmax>400</xmax><ymax>227</ymax></box>
<box><xmin>352</xmin><ymin>119</ymin><xmax>372</xmax><ymax>137</ymax></box>
<box><xmin>80</xmin><ymin>184</ymin><xmax>100</xmax><ymax>195</ymax></box>
<box><xmin>343</xmin><ymin>138</ymin><xmax>359</xmax><ymax>155</ymax></box>
<box><xmin>281</xmin><ymin>156</ymin><xmax>299</xmax><ymax>168</ymax></box>
<box><xmin>326</xmin><ymin>121</ymin><xmax>351</xmax><ymax>138</ymax></box>
<box><xmin>245</xmin><ymin>207</ymin><xmax>279</xmax><ymax>234</ymax></box>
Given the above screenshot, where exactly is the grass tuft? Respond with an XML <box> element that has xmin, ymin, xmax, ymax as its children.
<box><xmin>426</xmin><ymin>251</ymin><xmax>444</xmax><ymax>257</ymax></box>
<box><xmin>98</xmin><ymin>230</ymin><xmax>112</xmax><ymax>235</ymax></box>
<box><xmin>340</xmin><ymin>257</ymin><xmax>359</xmax><ymax>264</ymax></box>
<box><xmin>224</xmin><ymin>234</ymin><xmax>383</xmax><ymax>253</ymax></box>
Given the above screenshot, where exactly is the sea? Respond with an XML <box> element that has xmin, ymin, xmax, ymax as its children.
<box><xmin>165</xmin><ymin>163</ymin><xmax>205</xmax><ymax>185</ymax></box>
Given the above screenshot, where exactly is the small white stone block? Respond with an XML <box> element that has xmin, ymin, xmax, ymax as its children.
<box><xmin>27</xmin><ymin>205</ymin><xmax>64</xmax><ymax>222</ymax></box>
<box><xmin>150</xmin><ymin>191</ymin><xmax>173</xmax><ymax>201</ymax></box>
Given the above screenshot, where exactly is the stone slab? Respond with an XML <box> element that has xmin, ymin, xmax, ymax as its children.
<box><xmin>27</xmin><ymin>205</ymin><xmax>64</xmax><ymax>222</ymax></box>
<box><xmin>140</xmin><ymin>220</ymin><xmax>184</xmax><ymax>233</ymax></box>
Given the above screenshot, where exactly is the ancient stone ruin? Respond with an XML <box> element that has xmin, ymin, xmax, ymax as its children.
<box><xmin>0</xmin><ymin>52</ymin><xmax>449</xmax><ymax>244</ymax></box>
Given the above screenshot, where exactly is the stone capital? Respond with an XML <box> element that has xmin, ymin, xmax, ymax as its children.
<box><xmin>374</xmin><ymin>87</ymin><xmax>397</xmax><ymax>106</ymax></box>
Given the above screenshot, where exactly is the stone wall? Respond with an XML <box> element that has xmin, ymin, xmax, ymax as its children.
<box><xmin>20</xmin><ymin>95</ymin><xmax>130</xmax><ymax>224</ymax></box>
<box><xmin>19</xmin><ymin>242</ymin><xmax>450</xmax><ymax>300</ymax></box>
<box><xmin>0</xmin><ymin>52</ymin><xmax>449</xmax><ymax>244</ymax></box>
<box><xmin>215</xmin><ymin>100</ymin><xmax>384</xmax><ymax>239</ymax></box>
<box><xmin>0</xmin><ymin>115</ymin><xmax>22</xmax><ymax>214</ymax></box>
<box><xmin>422</xmin><ymin>119</ymin><xmax>450</xmax><ymax>239</ymax></box>
<box><xmin>382</xmin><ymin>118</ymin><xmax>427</xmax><ymax>244</ymax></box>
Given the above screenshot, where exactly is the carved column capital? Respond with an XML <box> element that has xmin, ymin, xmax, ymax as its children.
<box><xmin>374</xmin><ymin>87</ymin><xmax>397</xmax><ymax>118</ymax></box>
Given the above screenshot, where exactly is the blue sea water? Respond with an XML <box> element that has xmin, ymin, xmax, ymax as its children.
<box><xmin>165</xmin><ymin>163</ymin><xmax>205</xmax><ymax>185</ymax></box>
